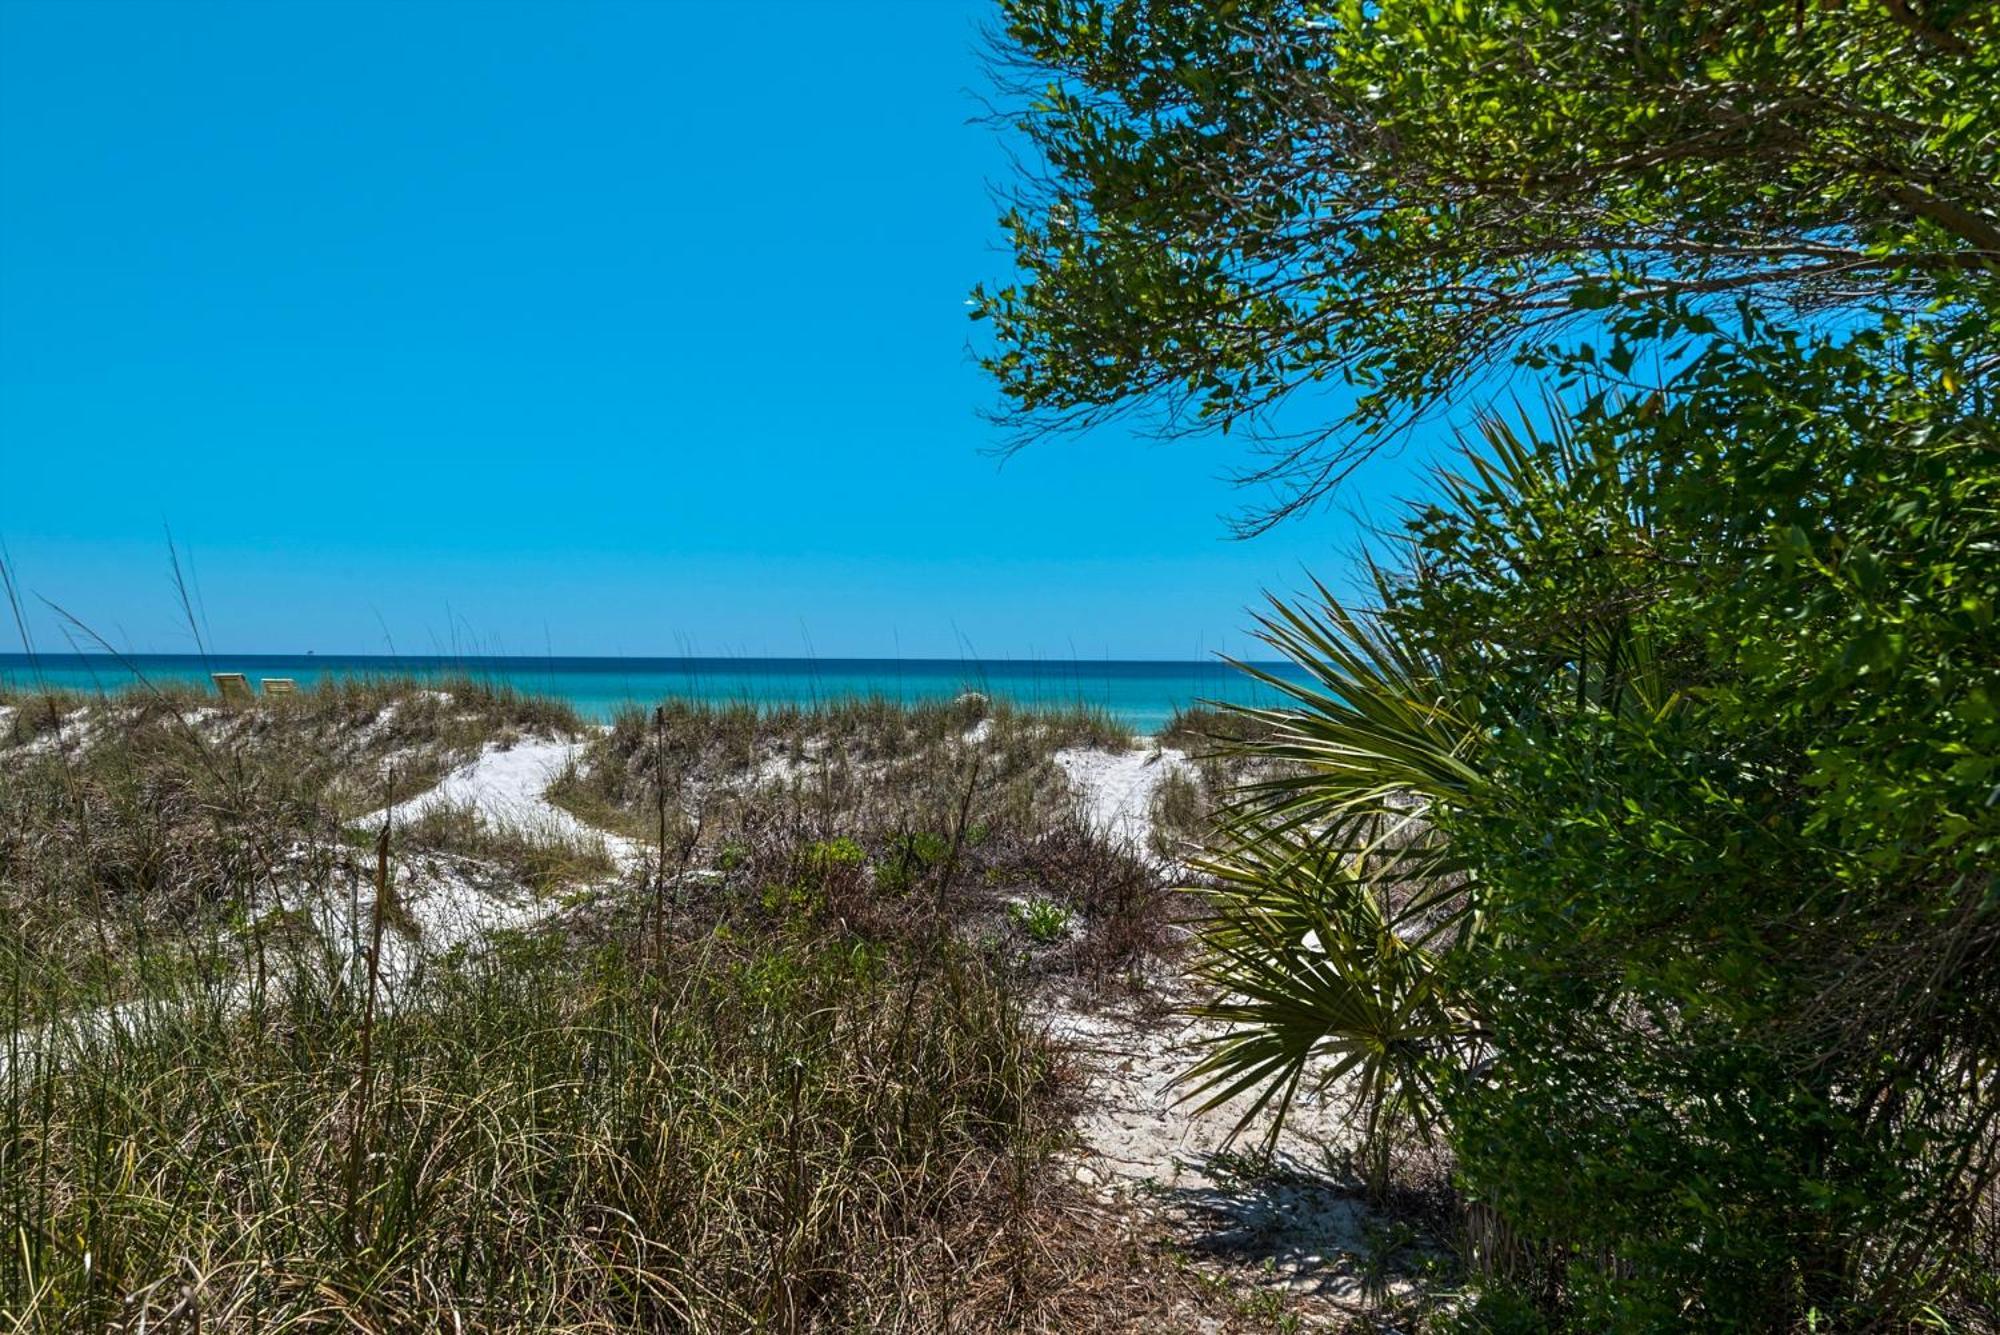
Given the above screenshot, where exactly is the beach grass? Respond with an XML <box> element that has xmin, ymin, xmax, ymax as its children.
<box><xmin>0</xmin><ymin>680</ymin><xmax>1220</xmax><ymax>1331</ymax></box>
<box><xmin>6</xmin><ymin>921</ymin><xmax>1069</xmax><ymax>1329</ymax></box>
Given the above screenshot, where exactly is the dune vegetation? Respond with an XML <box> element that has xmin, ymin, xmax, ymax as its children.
<box><xmin>3</xmin><ymin>680</ymin><xmax>1329</xmax><ymax>1331</ymax></box>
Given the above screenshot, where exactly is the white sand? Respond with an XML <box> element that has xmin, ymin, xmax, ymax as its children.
<box><xmin>1</xmin><ymin>848</ymin><xmax>550</xmax><ymax>1082</ymax></box>
<box><xmin>743</xmin><ymin>749</ymin><xmax>810</xmax><ymax>789</ymax></box>
<box><xmin>1054</xmin><ymin>741</ymin><xmax>1192</xmax><ymax>850</ymax></box>
<box><xmin>342</xmin><ymin>734</ymin><xmax>645</xmax><ymax>979</ymax></box>
<box><xmin>16</xmin><ymin>707</ymin><xmax>93</xmax><ymax>757</ymax></box>
<box><xmin>8</xmin><ymin>732</ymin><xmax>639</xmax><ymax>1079</ymax></box>
<box><xmin>347</xmin><ymin>699</ymin><xmax>403</xmax><ymax>746</ymax></box>
<box><xmin>296</xmin><ymin>848</ymin><xmax>549</xmax><ymax>991</ymax></box>
<box><xmin>359</xmin><ymin>736</ymin><xmax>642</xmax><ymax>870</ymax></box>
<box><xmin>1050</xmin><ymin>998</ymin><xmax>1411</xmax><ymax>1305</ymax></box>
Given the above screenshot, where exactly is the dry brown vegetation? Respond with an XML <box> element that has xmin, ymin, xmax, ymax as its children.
<box><xmin>1</xmin><ymin>681</ymin><xmax>1362</xmax><ymax>1332</ymax></box>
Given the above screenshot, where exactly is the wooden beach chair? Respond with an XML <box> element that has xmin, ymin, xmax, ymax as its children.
<box><xmin>211</xmin><ymin>672</ymin><xmax>254</xmax><ymax>703</ymax></box>
<box><xmin>261</xmin><ymin>677</ymin><xmax>297</xmax><ymax>696</ymax></box>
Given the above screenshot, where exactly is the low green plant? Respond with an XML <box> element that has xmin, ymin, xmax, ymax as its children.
<box><xmin>804</xmin><ymin>835</ymin><xmax>865</xmax><ymax>871</ymax></box>
<box><xmin>1009</xmin><ymin>896</ymin><xmax>1073</xmax><ymax>944</ymax></box>
<box><xmin>877</xmin><ymin>831</ymin><xmax>950</xmax><ymax>895</ymax></box>
<box><xmin>760</xmin><ymin>879</ymin><xmax>822</xmax><ymax>920</ymax></box>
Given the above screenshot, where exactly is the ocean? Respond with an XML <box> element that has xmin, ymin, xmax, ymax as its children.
<box><xmin>0</xmin><ymin>654</ymin><xmax>1309</xmax><ymax>732</ymax></box>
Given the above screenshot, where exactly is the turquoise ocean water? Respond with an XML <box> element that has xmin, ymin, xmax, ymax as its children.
<box><xmin>0</xmin><ymin>655</ymin><xmax>1308</xmax><ymax>732</ymax></box>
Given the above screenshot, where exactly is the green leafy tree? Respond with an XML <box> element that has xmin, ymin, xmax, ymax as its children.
<box><xmin>1409</xmin><ymin>368</ymin><xmax>1997</xmax><ymax>1324</ymax></box>
<box><xmin>974</xmin><ymin>0</ymin><xmax>1998</xmax><ymax>527</ymax></box>
<box><xmin>978</xmin><ymin>0</ymin><xmax>2000</xmax><ymax>1324</ymax></box>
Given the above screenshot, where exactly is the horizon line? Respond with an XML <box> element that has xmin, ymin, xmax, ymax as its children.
<box><xmin>0</xmin><ymin>650</ymin><xmax>1287</xmax><ymax>665</ymax></box>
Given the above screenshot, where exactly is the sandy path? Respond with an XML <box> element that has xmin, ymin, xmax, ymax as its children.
<box><xmin>9</xmin><ymin>732</ymin><xmax>639</xmax><ymax>1080</ymax></box>
<box><xmin>1048</xmin><ymin>742</ymin><xmax>1418</xmax><ymax>1311</ymax></box>
<box><xmin>1050</xmin><ymin>999</ymin><xmax>1406</xmax><ymax>1309</ymax></box>
<box><xmin>360</xmin><ymin>737</ymin><xmax>643</xmax><ymax>870</ymax></box>
<box><xmin>1054</xmin><ymin>741</ymin><xmax>1191</xmax><ymax>850</ymax></box>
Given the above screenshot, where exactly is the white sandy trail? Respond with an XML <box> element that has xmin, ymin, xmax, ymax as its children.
<box><xmin>1047</xmin><ymin>998</ymin><xmax>1404</xmax><ymax>1304</ymax></box>
<box><xmin>8</xmin><ymin>734</ymin><xmax>640</xmax><ymax>1081</ymax></box>
<box><xmin>1054</xmin><ymin>742</ymin><xmax>1191</xmax><ymax>851</ymax></box>
<box><xmin>360</xmin><ymin>737</ymin><xmax>643</xmax><ymax>870</ymax></box>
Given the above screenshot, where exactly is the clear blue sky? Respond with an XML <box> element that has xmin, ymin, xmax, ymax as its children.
<box><xmin>0</xmin><ymin>0</ymin><xmax>1426</xmax><ymax>659</ymax></box>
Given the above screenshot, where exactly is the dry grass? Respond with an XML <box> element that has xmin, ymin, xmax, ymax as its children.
<box><xmin>0</xmin><ymin>682</ymin><xmax>1268</xmax><ymax>1332</ymax></box>
<box><xmin>1154</xmin><ymin>705</ymin><xmax>1273</xmax><ymax>755</ymax></box>
<box><xmin>546</xmin><ymin>696</ymin><xmax>1180</xmax><ymax>986</ymax></box>
<box><xmin>394</xmin><ymin>799</ymin><xmax>619</xmax><ymax>895</ymax></box>
<box><xmin>6</xmin><ymin>929</ymin><xmax>1068</xmax><ymax>1330</ymax></box>
<box><xmin>0</xmin><ymin>677</ymin><xmax>582</xmax><ymax>1004</ymax></box>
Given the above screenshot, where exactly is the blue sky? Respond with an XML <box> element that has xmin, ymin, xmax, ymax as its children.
<box><xmin>1</xmin><ymin>0</ymin><xmax>1431</xmax><ymax>659</ymax></box>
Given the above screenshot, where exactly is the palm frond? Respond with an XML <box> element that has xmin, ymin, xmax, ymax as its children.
<box><xmin>1174</xmin><ymin>564</ymin><xmax>1491</xmax><ymax>1150</ymax></box>
<box><xmin>1180</xmin><ymin>404</ymin><xmax>1671</xmax><ymax>1154</ymax></box>
<box><xmin>1214</xmin><ymin>578</ymin><xmax>1483</xmax><ymax>936</ymax></box>
<box><xmin>1181</xmin><ymin>828</ymin><xmax>1469</xmax><ymax>1150</ymax></box>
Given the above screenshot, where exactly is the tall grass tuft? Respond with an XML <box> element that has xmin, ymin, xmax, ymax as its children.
<box><xmin>4</xmin><ymin>927</ymin><xmax>1060</xmax><ymax>1329</ymax></box>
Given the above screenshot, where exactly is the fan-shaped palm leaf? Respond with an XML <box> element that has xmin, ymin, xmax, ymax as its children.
<box><xmin>1181</xmin><ymin>581</ymin><xmax>1487</xmax><ymax>1148</ymax></box>
<box><xmin>1182</xmin><ymin>827</ymin><xmax>1470</xmax><ymax>1149</ymax></box>
<box><xmin>1181</xmin><ymin>405</ymin><xmax>1674</xmax><ymax>1151</ymax></box>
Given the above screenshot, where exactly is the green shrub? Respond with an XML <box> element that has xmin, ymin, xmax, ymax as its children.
<box><xmin>1009</xmin><ymin>897</ymin><xmax>1073</xmax><ymax>944</ymax></box>
<box><xmin>876</xmin><ymin>831</ymin><xmax>951</xmax><ymax>896</ymax></box>
<box><xmin>1203</xmin><ymin>352</ymin><xmax>1999</xmax><ymax>1324</ymax></box>
<box><xmin>1415</xmin><ymin>355</ymin><xmax>2000</xmax><ymax>1324</ymax></box>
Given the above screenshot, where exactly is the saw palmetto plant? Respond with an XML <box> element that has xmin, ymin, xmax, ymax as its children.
<box><xmin>1180</xmin><ymin>409</ymin><xmax>1671</xmax><ymax>1154</ymax></box>
<box><xmin>1178</xmin><ymin>579</ymin><xmax>1487</xmax><ymax>1153</ymax></box>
